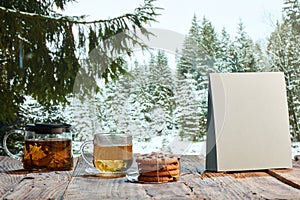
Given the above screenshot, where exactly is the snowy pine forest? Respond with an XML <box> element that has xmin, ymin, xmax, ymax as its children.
<box><xmin>20</xmin><ymin>12</ymin><xmax>300</xmax><ymax>155</ymax></box>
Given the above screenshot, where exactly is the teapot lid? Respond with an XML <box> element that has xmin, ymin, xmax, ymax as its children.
<box><xmin>25</xmin><ymin>123</ymin><xmax>71</xmax><ymax>134</ymax></box>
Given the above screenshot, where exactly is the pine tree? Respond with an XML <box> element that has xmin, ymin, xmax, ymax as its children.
<box><xmin>215</xmin><ymin>28</ymin><xmax>235</xmax><ymax>72</ymax></box>
<box><xmin>231</xmin><ymin>21</ymin><xmax>259</xmax><ymax>72</ymax></box>
<box><xmin>103</xmin><ymin>75</ymin><xmax>133</xmax><ymax>133</ymax></box>
<box><xmin>283</xmin><ymin>0</ymin><xmax>300</xmax><ymax>33</ymax></box>
<box><xmin>20</xmin><ymin>96</ymin><xmax>66</xmax><ymax>124</ymax></box>
<box><xmin>267</xmin><ymin>20</ymin><xmax>300</xmax><ymax>141</ymax></box>
<box><xmin>68</xmin><ymin>95</ymin><xmax>101</xmax><ymax>141</ymax></box>
<box><xmin>175</xmin><ymin>74</ymin><xmax>202</xmax><ymax>141</ymax></box>
<box><xmin>176</xmin><ymin>15</ymin><xmax>220</xmax><ymax>140</ymax></box>
<box><xmin>195</xmin><ymin>16</ymin><xmax>219</xmax><ymax>90</ymax></box>
<box><xmin>0</xmin><ymin>0</ymin><xmax>160</xmax><ymax>125</ymax></box>
<box><xmin>199</xmin><ymin>16</ymin><xmax>219</xmax><ymax>60</ymax></box>
<box><xmin>177</xmin><ymin>14</ymin><xmax>201</xmax><ymax>78</ymax></box>
<box><xmin>147</xmin><ymin>50</ymin><xmax>175</xmax><ymax>135</ymax></box>
<box><xmin>195</xmin><ymin>17</ymin><xmax>220</xmax><ymax>138</ymax></box>
<box><xmin>149</xmin><ymin>50</ymin><xmax>173</xmax><ymax>87</ymax></box>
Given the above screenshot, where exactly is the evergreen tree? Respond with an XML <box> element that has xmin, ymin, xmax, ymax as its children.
<box><xmin>102</xmin><ymin>74</ymin><xmax>133</xmax><ymax>134</ymax></box>
<box><xmin>195</xmin><ymin>16</ymin><xmax>219</xmax><ymax>90</ymax></box>
<box><xmin>128</xmin><ymin>63</ymin><xmax>153</xmax><ymax>141</ymax></box>
<box><xmin>20</xmin><ymin>96</ymin><xmax>66</xmax><ymax>124</ymax></box>
<box><xmin>175</xmin><ymin>74</ymin><xmax>202</xmax><ymax>141</ymax></box>
<box><xmin>149</xmin><ymin>51</ymin><xmax>174</xmax><ymax>104</ymax></box>
<box><xmin>253</xmin><ymin>43</ymin><xmax>268</xmax><ymax>71</ymax></box>
<box><xmin>0</xmin><ymin>0</ymin><xmax>160</xmax><ymax>125</ymax></box>
<box><xmin>283</xmin><ymin>0</ymin><xmax>300</xmax><ymax>33</ymax></box>
<box><xmin>177</xmin><ymin>14</ymin><xmax>201</xmax><ymax>78</ymax></box>
<box><xmin>199</xmin><ymin>16</ymin><xmax>219</xmax><ymax>60</ymax></box>
<box><xmin>176</xmin><ymin>15</ymin><xmax>219</xmax><ymax>139</ymax></box>
<box><xmin>215</xmin><ymin>28</ymin><xmax>234</xmax><ymax>72</ymax></box>
<box><xmin>231</xmin><ymin>21</ymin><xmax>259</xmax><ymax>72</ymax></box>
<box><xmin>149</xmin><ymin>50</ymin><xmax>173</xmax><ymax>87</ymax></box>
<box><xmin>147</xmin><ymin>50</ymin><xmax>175</xmax><ymax>135</ymax></box>
<box><xmin>267</xmin><ymin>21</ymin><xmax>300</xmax><ymax>141</ymax></box>
<box><xmin>194</xmin><ymin>17</ymin><xmax>219</xmax><ymax>138</ymax></box>
<box><xmin>69</xmin><ymin>95</ymin><xmax>101</xmax><ymax>141</ymax></box>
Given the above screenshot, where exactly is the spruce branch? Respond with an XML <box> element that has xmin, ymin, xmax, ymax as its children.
<box><xmin>0</xmin><ymin>0</ymin><xmax>161</xmax><ymax>26</ymax></box>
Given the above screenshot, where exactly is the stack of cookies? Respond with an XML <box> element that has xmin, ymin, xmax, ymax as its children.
<box><xmin>136</xmin><ymin>152</ymin><xmax>180</xmax><ymax>183</ymax></box>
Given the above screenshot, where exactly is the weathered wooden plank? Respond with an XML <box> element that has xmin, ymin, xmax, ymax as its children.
<box><xmin>180</xmin><ymin>155</ymin><xmax>205</xmax><ymax>174</ymax></box>
<box><xmin>0</xmin><ymin>156</ymin><xmax>76</xmax><ymax>200</ymax></box>
<box><xmin>0</xmin><ymin>156</ymin><xmax>23</xmax><ymax>171</ymax></box>
<box><xmin>64</xmin><ymin>155</ymin><xmax>300</xmax><ymax>199</ymax></box>
<box><xmin>65</xmin><ymin>176</ymin><xmax>155</xmax><ymax>200</ymax></box>
<box><xmin>0</xmin><ymin>156</ymin><xmax>24</xmax><ymax>197</ymax></box>
<box><xmin>2</xmin><ymin>171</ymin><xmax>73</xmax><ymax>200</ymax></box>
<box><xmin>178</xmin><ymin>156</ymin><xmax>300</xmax><ymax>200</ymax></box>
<box><xmin>64</xmin><ymin>156</ymin><xmax>152</xmax><ymax>199</ymax></box>
<box><xmin>181</xmin><ymin>173</ymin><xmax>259</xmax><ymax>199</ymax></box>
<box><xmin>138</xmin><ymin>181</ymin><xmax>201</xmax><ymax>199</ymax></box>
<box><xmin>233</xmin><ymin>171</ymin><xmax>300</xmax><ymax>199</ymax></box>
<box><xmin>64</xmin><ymin>155</ymin><xmax>203</xmax><ymax>199</ymax></box>
<box><xmin>3</xmin><ymin>153</ymin><xmax>300</xmax><ymax>199</ymax></box>
<box><xmin>268</xmin><ymin>160</ymin><xmax>300</xmax><ymax>190</ymax></box>
<box><xmin>180</xmin><ymin>170</ymin><xmax>300</xmax><ymax>200</ymax></box>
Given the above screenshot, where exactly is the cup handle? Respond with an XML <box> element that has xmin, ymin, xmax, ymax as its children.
<box><xmin>80</xmin><ymin>140</ymin><xmax>94</xmax><ymax>167</ymax></box>
<box><xmin>3</xmin><ymin>130</ymin><xmax>23</xmax><ymax>161</ymax></box>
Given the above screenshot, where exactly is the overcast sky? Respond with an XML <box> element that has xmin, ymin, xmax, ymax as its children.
<box><xmin>64</xmin><ymin>0</ymin><xmax>284</xmax><ymax>42</ymax></box>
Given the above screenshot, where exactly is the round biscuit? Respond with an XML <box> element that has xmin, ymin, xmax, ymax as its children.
<box><xmin>138</xmin><ymin>175</ymin><xmax>180</xmax><ymax>183</ymax></box>
<box><xmin>136</xmin><ymin>152</ymin><xmax>180</xmax><ymax>165</ymax></box>
<box><xmin>138</xmin><ymin>163</ymin><xmax>180</xmax><ymax>172</ymax></box>
<box><xmin>139</xmin><ymin>169</ymin><xmax>180</xmax><ymax>177</ymax></box>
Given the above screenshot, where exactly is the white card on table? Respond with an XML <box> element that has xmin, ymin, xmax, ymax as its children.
<box><xmin>206</xmin><ymin>72</ymin><xmax>292</xmax><ymax>171</ymax></box>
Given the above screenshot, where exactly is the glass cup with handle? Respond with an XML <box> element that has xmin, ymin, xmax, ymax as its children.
<box><xmin>80</xmin><ymin>133</ymin><xmax>133</xmax><ymax>178</ymax></box>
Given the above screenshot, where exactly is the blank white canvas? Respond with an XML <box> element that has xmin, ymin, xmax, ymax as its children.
<box><xmin>206</xmin><ymin>72</ymin><xmax>292</xmax><ymax>171</ymax></box>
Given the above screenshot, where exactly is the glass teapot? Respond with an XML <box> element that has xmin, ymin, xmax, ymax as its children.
<box><xmin>3</xmin><ymin>123</ymin><xmax>73</xmax><ymax>171</ymax></box>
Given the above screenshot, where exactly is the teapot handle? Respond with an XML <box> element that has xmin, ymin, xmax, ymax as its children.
<box><xmin>3</xmin><ymin>130</ymin><xmax>23</xmax><ymax>161</ymax></box>
<box><xmin>80</xmin><ymin>140</ymin><xmax>94</xmax><ymax>167</ymax></box>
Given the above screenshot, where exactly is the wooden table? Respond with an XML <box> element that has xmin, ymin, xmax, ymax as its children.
<box><xmin>0</xmin><ymin>155</ymin><xmax>300</xmax><ymax>199</ymax></box>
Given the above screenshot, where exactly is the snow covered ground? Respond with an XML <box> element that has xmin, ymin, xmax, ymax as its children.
<box><xmin>74</xmin><ymin>133</ymin><xmax>300</xmax><ymax>159</ymax></box>
<box><xmin>132</xmin><ymin>135</ymin><xmax>206</xmax><ymax>155</ymax></box>
<box><xmin>133</xmin><ymin>136</ymin><xmax>300</xmax><ymax>159</ymax></box>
